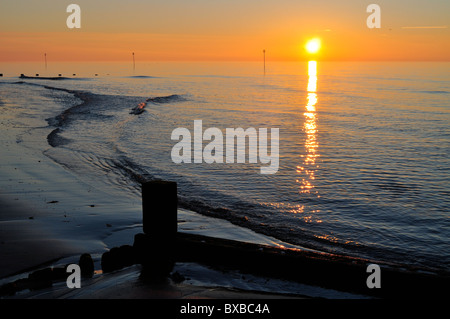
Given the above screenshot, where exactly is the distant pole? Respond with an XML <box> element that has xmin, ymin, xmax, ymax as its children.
<box><xmin>132</xmin><ymin>52</ymin><xmax>135</xmax><ymax>72</ymax></box>
<box><xmin>263</xmin><ymin>50</ymin><xmax>266</xmax><ymax>75</ymax></box>
<box><xmin>44</xmin><ymin>53</ymin><xmax>47</xmax><ymax>70</ymax></box>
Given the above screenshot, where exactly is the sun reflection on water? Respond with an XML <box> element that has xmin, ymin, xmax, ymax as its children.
<box><xmin>297</xmin><ymin>61</ymin><xmax>320</xmax><ymax>198</ymax></box>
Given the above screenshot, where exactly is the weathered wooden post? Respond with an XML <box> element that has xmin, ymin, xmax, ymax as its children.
<box><xmin>134</xmin><ymin>180</ymin><xmax>178</xmax><ymax>282</ymax></box>
<box><xmin>142</xmin><ymin>180</ymin><xmax>178</xmax><ymax>237</ymax></box>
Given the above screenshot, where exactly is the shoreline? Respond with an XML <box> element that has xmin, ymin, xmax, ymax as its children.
<box><xmin>0</xmin><ymin>82</ymin><xmax>138</xmax><ymax>280</ymax></box>
<box><xmin>2</xmin><ymin>181</ymin><xmax>449</xmax><ymax>300</ymax></box>
<box><xmin>1</xmin><ymin>79</ymin><xmax>449</xmax><ymax>300</ymax></box>
<box><xmin>3</xmin><ymin>212</ymin><xmax>450</xmax><ymax>299</ymax></box>
<box><xmin>0</xmin><ymin>195</ymin><xmax>85</xmax><ymax>279</ymax></box>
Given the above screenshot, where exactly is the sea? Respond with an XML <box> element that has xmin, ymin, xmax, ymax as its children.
<box><xmin>0</xmin><ymin>61</ymin><xmax>449</xmax><ymax>274</ymax></box>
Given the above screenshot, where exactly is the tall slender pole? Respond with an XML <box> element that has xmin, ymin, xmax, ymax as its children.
<box><xmin>132</xmin><ymin>52</ymin><xmax>135</xmax><ymax>72</ymax></box>
<box><xmin>263</xmin><ymin>49</ymin><xmax>266</xmax><ymax>75</ymax></box>
<box><xmin>44</xmin><ymin>53</ymin><xmax>47</xmax><ymax>70</ymax></box>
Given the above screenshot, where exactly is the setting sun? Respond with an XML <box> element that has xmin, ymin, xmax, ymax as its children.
<box><xmin>305</xmin><ymin>38</ymin><xmax>321</xmax><ymax>54</ymax></box>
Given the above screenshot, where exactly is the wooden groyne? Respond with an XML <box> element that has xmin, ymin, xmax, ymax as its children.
<box><xmin>1</xmin><ymin>180</ymin><xmax>448</xmax><ymax>298</ymax></box>
<box><xmin>19</xmin><ymin>74</ymin><xmax>68</xmax><ymax>80</ymax></box>
<box><xmin>105</xmin><ymin>180</ymin><xmax>449</xmax><ymax>299</ymax></box>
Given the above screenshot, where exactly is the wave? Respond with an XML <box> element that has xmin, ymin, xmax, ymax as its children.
<box><xmin>50</xmin><ymin>141</ymin><xmax>445</xmax><ymax>274</ymax></box>
<box><xmin>147</xmin><ymin>94</ymin><xmax>185</xmax><ymax>104</ymax></box>
<box><xmin>419</xmin><ymin>90</ymin><xmax>449</xmax><ymax>94</ymax></box>
<box><xmin>124</xmin><ymin>75</ymin><xmax>160</xmax><ymax>79</ymax></box>
<box><xmin>14</xmin><ymin>81</ymin><xmax>80</xmax><ymax>96</ymax></box>
<box><xmin>186</xmin><ymin>74</ymin><xmax>242</xmax><ymax>79</ymax></box>
<box><xmin>379</xmin><ymin>87</ymin><xmax>450</xmax><ymax>95</ymax></box>
<box><xmin>10</xmin><ymin>81</ymin><xmax>91</xmax><ymax>148</ymax></box>
<box><xmin>47</xmin><ymin>128</ymin><xmax>71</xmax><ymax>147</ymax></box>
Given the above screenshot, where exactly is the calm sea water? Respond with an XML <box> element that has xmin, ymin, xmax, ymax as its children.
<box><xmin>1</xmin><ymin>61</ymin><xmax>449</xmax><ymax>272</ymax></box>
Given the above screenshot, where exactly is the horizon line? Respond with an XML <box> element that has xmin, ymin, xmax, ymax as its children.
<box><xmin>401</xmin><ymin>26</ymin><xmax>448</xmax><ymax>29</ymax></box>
<box><xmin>1</xmin><ymin>58</ymin><xmax>450</xmax><ymax>63</ymax></box>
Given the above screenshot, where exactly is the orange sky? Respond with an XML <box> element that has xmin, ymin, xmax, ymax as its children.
<box><xmin>0</xmin><ymin>1</ymin><xmax>449</xmax><ymax>62</ymax></box>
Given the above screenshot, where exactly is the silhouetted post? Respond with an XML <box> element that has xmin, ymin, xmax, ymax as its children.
<box><xmin>263</xmin><ymin>49</ymin><xmax>266</xmax><ymax>75</ymax></box>
<box><xmin>142</xmin><ymin>180</ymin><xmax>178</xmax><ymax>237</ymax></box>
<box><xmin>132</xmin><ymin>52</ymin><xmax>135</xmax><ymax>72</ymax></box>
<box><xmin>135</xmin><ymin>180</ymin><xmax>178</xmax><ymax>281</ymax></box>
<box><xmin>44</xmin><ymin>53</ymin><xmax>47</xmax><ymax>70</ymax></box>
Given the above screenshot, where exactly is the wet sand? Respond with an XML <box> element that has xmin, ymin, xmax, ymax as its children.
<box><xmin>0</xmin><ymin>193</ymin><xmax>312</xmax><ymax>299</ymax></box>
<box><xmin>0</xmin><ymin>87</ymin><xmax>134</xmax><ymax>281</ymax></box>
<box><xmin>0</xmin><ymin>196</ymin><xmax>84</xmax><ymax>278</ymax></box>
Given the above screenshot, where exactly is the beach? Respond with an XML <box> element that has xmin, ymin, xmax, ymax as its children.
<box><xmin>0</xmin><ymin>96</ymin><xmax>373</xmax><ymax>300</ymax></box>
<box><xmin>1</xmin><ymin>0</ymin><xmax>449</xmax><ymax>309</ymax></box>
<box><xmin>1</xmin><ymin>62</ymin><xmax>449</xmax><ymax>301</ymax></box>
<box><xmin>0</xmin><ymin>138</ymin><xmax>356</xmax><ymax>300</ymax></box>
<box><xmin>0</xmin><ymin>102</ymin><xmax>318</xmax><ymax>299</ymax></box>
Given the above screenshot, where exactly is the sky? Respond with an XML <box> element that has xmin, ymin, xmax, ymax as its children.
<box><xmin>0</xmin><ymin>0</ymin><xmax>449</xmax><ymax>62</ymax></box>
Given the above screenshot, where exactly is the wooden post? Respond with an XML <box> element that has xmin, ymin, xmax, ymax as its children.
<box><xmin>135</xmin><ymin>180</ymin><xmax>178</xmax><ymax>281</ymax></box>
<box><xmin>263</xmin><ymin>49</ymin><xmax>266</xmax><ymax>75</ymax></box>
<box><xmin>142</xmin><ymin>180</ymin><xmax>177</xmax><ymax>238</ymax></box>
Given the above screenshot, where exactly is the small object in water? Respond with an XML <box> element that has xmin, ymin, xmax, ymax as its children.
<box><xmin>130</xmin><ymin>101</ymin><xmax>147</xmax><ymax>114</ymax></box>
